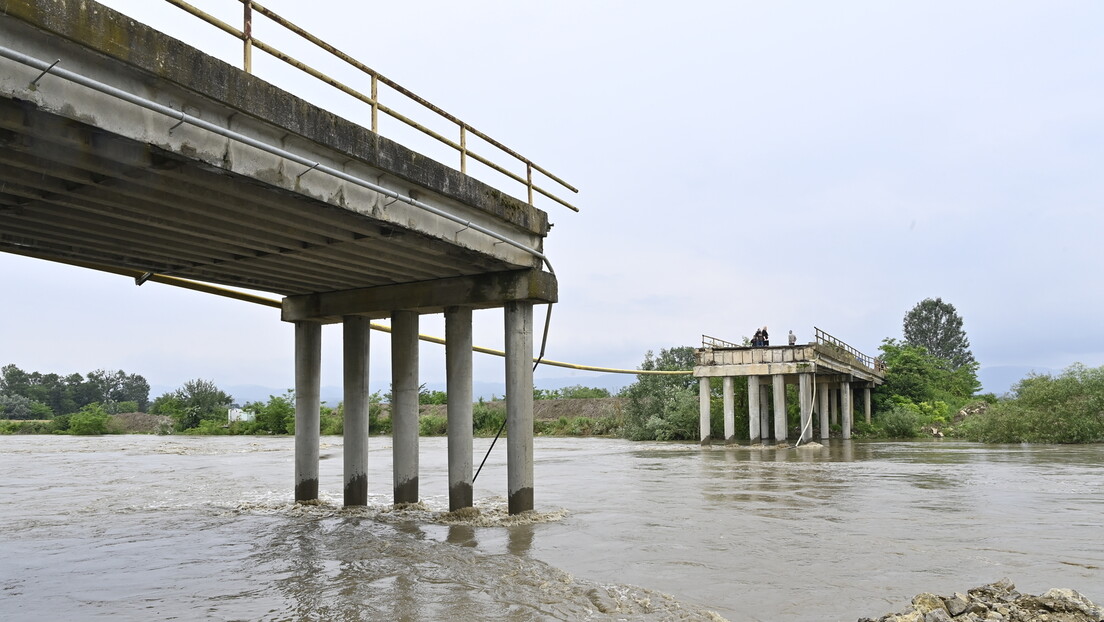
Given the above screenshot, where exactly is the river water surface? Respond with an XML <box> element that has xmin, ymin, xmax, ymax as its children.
<box><xmin>2</xmin><ymin>436</ymin><xmax>1101</xmax><ymax>621</ymax></box>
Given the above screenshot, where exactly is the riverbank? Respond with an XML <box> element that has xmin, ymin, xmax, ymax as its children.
<box><xmin>861</xmin><ymin>579</ymin><xmax>1103</xmax><ymax>622</ymax></box>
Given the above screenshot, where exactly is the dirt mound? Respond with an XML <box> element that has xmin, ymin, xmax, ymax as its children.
<box><xmin>109</xmin><ymin>412</ymin><xmax>174</xmax><ymax>434</ymax></box>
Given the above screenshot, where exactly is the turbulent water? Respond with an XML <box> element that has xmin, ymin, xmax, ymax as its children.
<box><xmin>2</xmin><ymin>436</ymin><xmax>1102</xmax><ymax>621</ymax></box>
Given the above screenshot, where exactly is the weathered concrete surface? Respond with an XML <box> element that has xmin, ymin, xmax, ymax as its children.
<box><xmin>0</xmin><ymin>0</ymin><xmax>554</xmax><ymax>298</ymax></box>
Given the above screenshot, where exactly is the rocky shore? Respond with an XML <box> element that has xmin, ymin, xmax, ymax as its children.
<box><xmin>860</xmin><ymin>579</ymin><xmax>1103</xmax><ymax>622</ymax></box>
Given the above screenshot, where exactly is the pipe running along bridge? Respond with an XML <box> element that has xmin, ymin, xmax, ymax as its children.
<box><xmin>0</xmin><ymin>0</ymin><xmax>579</xmax><ymax>514</ymax></box>
<box><xmin>694</xmin><ymin>328</ymin><xmax>886</xmax><ymax>445</ymax></box>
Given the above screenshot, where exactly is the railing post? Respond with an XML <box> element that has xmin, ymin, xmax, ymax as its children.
<box><xmin>370</xmin><ymin>75</ymin><xmax>378</xmax><ymax>133</ymax></box>
<box><xmin>526</xmin><ymin>163</ymin><xmax>534</xmax><ymax>205</ymax></box>
<box><xmin>460</xmin><ymin>125</ymin><xmax>467</xmax><ymax>174</ymax></box>
<box><xmin>242</xmin><ymin>2</ymin><xmax>253</xmax><ymax>73</ymax></box>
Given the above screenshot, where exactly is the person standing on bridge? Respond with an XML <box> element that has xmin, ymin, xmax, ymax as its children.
<box><xmin>752</xmin><ymin>328</ymin><xmax>763</xmax><ymax>347</ymax></box>
<box><xmin>761</xmin><ymin>326</ymin><xmax>769</xmax><ymax>346</ymax></box>
<box><xmin>788</xmin><ymin>330</ymin><xmax>796</xmax><ymax>346</ymax></box>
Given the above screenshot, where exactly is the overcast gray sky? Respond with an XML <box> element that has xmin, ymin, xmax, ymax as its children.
<box><xmin>3</xmin><ymin>0</ymin><xmax>1102</xmax><ymax>398</ymax></box>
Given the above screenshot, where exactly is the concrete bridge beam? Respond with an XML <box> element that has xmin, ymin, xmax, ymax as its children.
<box><xmin>505</xmin><ymin>301</ymin><xmax>534</xmax><ymax>515</ymax></box>
<box><xmin>445</xmin><ymin>306</ymin><xmax>474</xmax><ymax>511</ymax></box>
<box><xmin>294</xmin><ymin>320</ymin><xmax>321</xmax><ymax>502</ymax></box>
<box><xmin>772</xmin><ymin>374</ymin><xmax>787</xmax><ymax>443</ymax></box>
<box><xmin>391</xmin><ymin>310</ymin><xmax>420</xmax><ymax>504</ymax></box>
<box><xmin>342</xmin><ymin>315</ymin><xmax>370</xmax><ymax>506</ymax></box>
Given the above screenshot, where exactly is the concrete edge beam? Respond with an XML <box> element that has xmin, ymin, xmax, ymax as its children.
<box><xmin>281</xmin><ymin>269</ymin><xmax>557</xmax><ymax>322</ymax></box>
<box><xmin>0</xmin><ymin>1</ymin><xmax>549</xmax><ymax>236</ymax></box>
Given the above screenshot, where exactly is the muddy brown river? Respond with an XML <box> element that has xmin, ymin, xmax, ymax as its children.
<box><xmin>2</xmin><ymin>436</ymin><xmax>1101</xmax><ymax>621</ymax></box>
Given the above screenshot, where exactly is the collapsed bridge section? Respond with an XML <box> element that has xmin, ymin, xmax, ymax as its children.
<box><xmin>693</xmin><ymin>328</ymin><xmax>886</xmax><ymax>444</ymax></box>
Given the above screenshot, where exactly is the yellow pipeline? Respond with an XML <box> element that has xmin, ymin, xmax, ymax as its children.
<box><xmin>13</xmin><ymin>252</ymin><xmax>690</xmax><ymax>376</ymax></box>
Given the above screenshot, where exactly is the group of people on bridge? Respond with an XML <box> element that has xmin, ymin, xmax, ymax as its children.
<box><xmin>751</xmin><ymin>326</ymin><xmax>798</xmax><ymax>347</ymax></box>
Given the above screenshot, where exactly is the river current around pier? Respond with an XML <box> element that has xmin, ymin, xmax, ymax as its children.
<box><xmin>2</xmin><ymin>436</ymin><xmax>1101</xmax><ymax>621</ymax></box>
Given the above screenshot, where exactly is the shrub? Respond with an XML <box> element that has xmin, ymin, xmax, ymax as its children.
<box><xmin>879</xmin><ymin>406</ymin><xmax>921</xmax><ymax>438</ymax></box>
<box><xmin>473</xmin><ymin>399</ymin><xmax>506</xmax><ymax>435</ymax></box>
<box><xmin>69</xmin><ymin>404</ymin><xmax>111</xmax><ymax>435</ymax></box>
<box><xmin>419</xmin><ymin>414</ymin><xmax>448</xmax><ymax>436</ymax></box>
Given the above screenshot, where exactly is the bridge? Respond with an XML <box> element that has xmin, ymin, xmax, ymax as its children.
<box><xmin>0</xmin><ymin>0</ymin><xmax>577</xmax><ymax>514</ymax></box>
<box><xmin>694</xmin><ymin>328</ymin><xmax>886</xmax><ymax>444</ymax></box>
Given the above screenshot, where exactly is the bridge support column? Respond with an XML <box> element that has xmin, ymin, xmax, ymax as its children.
<box><xmin>864</xmin><ymin>387</ymin><xmax>872</xmax><ymax>424</ymax></box>
<box><xmin>830</xmin><ymin>387</ymin><xmax>839</xmax><ymax>426</ymax></box>
<box><xmin>343</xmin><ymin>315</ymin><xmax>370</xmax><ymax>506</ymax></box>
<box><xmin>841</xmin><ymin>380</ymin><xmax>853</xmax><ymax>439</ymax></box>
<box><xmin>798</xmin><ymin>373</ymin><xmax>813</xmax><ymax>443</ymax></box>
<box><xmin>294</xmin><ymin>321</ymin><xmax>321</xmax><ymax>502</ymax></box>
<box><xmin>698</xmin><ymin>377</ymin><xmax>711</xmax><ymax>445</ymax></box>
<box><xmin>772</xmin><ymin>374</ymin><xmax>786</xmax><ymax>443</ymax></box>
<box><xmin>818</xmin><ymin>382</ymin><xmax>830</xmax><ymax>440</ymax></box>
<box><xmin>759</xmin><ymin>384</ymin><xmax>771</xmax><ymax>441</ymax></box>
<box><xmin>445</xmin><ymin>306</ymin><xmax>474</xmax><ymax>511</ymax></box>
<box><xmin>747</xmin><ymin>375</ymin><xmax>761</xmax><ymax>443</ymax></box>
<box><xmin>392</xmin><ymin>310</ymin><xmax>420</xmax><ymax>504</ymax></box>
<box><xmin>722</xmin><ymin>376</ymin><xmax>735</xmax><ymax>443</ymax></box>
<box><xmin>505</xmin><ymin>301</ymin><xmax>534</xmax><ymax>515</ymax></box>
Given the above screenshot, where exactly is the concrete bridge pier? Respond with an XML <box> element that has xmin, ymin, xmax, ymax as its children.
<box><xmin>392</xmin><ymin>310</ymin><xmax>420</xmax><ymax>504</ymax></box>
<box><xmin>863</xmin><ymin>386</ymin><xmax>872</xmax><ymax>424</ymax></box>
<box><xmin>840</xmin><ymin>380</ymin><xmax>853</xmax><ymax>439</ymax></box>
<box><xmin>818</xmin><ymin>381</ymin><xmax>830</xmax><ymax>440</ymax></box>
<box><xmin>759</xmin><ymin>387</ymin><xmax>771</xmax><ymax>441</ymax></box>
<box><xmin>294</xmin><ymin>321</ymin><xmax>322</xmax><ymax>502</ymax></box>
<box><xmin>698</xmin><ymin>377</ymin><xmax>711</xmax><ymax>445</ymax></box>
<box><xmin>505</xmin><ymin>301</ymin><xmax>535</xmax><ymax>514</ymax></box>
<box><xmin>830</xmin><ymin>388</ymin><xmax>839</xmax><ymax>426</ymax></box>
<box><xmin>445</xmin><ymin>306</ymin><xmax>474</xmax><ymax>511</ymax></box>
<box><xmin>747</xmin><ymin>375</ymin><xmax>761</xmax><ymax>443</ymax></box>
<box><xmin>798</xmin><ymin>373</ymin><xmax>813</xmax><ymax>443</ymax></box>
<box><xmin>343</xmin><ymin>316</ymin><xmax>371</xmax><ymax>506</ymax></box>
<box><xmin>722</xmin><ymin>376</ymin><xmax>735</xmax><ymax>443</ymax></box>
<box><xmin>772</xmin><ymin>374</ymin><xmax>787</xmax><ymax>443</ymax></box>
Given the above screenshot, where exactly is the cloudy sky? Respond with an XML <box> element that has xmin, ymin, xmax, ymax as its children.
<box><xmin>3</xmin><ymin>1</ymin><xmax>1102</xmax><ymax>399</ymax></box>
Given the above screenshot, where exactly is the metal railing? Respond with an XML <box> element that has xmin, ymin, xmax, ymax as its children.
<box><xmin>814</xmin><ymin>327</ymin><xmax>876</xmax><ymax>369</ymax></box>
<box><xmin>702</xmin><ymin>334</ymin><xmax>742</xmax><ymax>349</ymax></box>
<box><xmin>161</xmin><ymin>0</ymin><xmax>578</xmax><ymax>212</ymax></box>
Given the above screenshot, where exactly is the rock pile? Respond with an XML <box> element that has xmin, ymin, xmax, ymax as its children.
<box><xmin>860</xmin><ymin>579</ymin><xmax>1103</xmax><ymax>622</ymax></box>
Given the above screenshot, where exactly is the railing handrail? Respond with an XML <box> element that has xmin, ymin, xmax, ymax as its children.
<box><xmin>160</xmin><ymin>0</ymin><xmax>578</xmax><ymax>212</ymax></box>
<box><xmin>814</xmin><ymin>327</ymin><xmax>876</xmax><ymax>369</ymax></box>
<box><xmin>702</xmin><ymin>334</ymin><xmax>741</xmax><ymax>349</ymax></box>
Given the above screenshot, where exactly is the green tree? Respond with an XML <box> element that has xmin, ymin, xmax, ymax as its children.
<box><xmin>0</xmin><ymin>393</ymin><xmax>34</xmax><ymax>420</ymax></box>
<box><xmin>246</xmin><ymin>391</ymin><xmax>296</xmax><ymax>435</ymax></box>
<box><xmin>154</xmin><ymin>379</ymin><xmax>232</xmax><ymax>431</ymax></box>
<box><xmin>902</xmin><ymin>297</ymin><xmax>976</xmax><ymax>370</ymax></box>
<box><xmin>69</xmin><ymin>403</ymin><xmax>111</xmax><ymax>435</ymax></box>
<box><xmin>620</xmin><ymin>346</ymin><xmax>700</xmax><ymax>441</ymax></box>
<box><xmin>874</xmin><ymin>339</ymin><xmax>978</xmax><ymax>407</ymax></box>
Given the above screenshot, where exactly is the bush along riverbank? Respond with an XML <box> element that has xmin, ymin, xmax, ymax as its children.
<box><xmin>859</xmin><ymin>579</ymin><xmax>1103</xmax><ymax>622</ymax></box>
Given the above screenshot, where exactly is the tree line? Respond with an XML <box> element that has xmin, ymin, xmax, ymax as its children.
<box><xmin>0</xmin><ymin>364</ymin><xmax>150</xmax><ymax>419</ymax></box>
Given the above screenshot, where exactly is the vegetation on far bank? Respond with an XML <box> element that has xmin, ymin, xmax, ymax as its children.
<box><xmin>3</xmin><ymin>297</ymin><xmax>1101</xmax><ymax>443</ymax></box>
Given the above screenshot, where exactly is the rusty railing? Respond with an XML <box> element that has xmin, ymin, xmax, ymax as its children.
<box><xmin>814</xmin><ymin>327</ymin><xmax>876</xmax><ymax>369</ymax></box>
<box><xmin>702</xmin><ymin>334</ymin><xmax>742</xmax><ymax>349</ymax></box>
<box><xmin>161</xmin><ymin>0</ymin><xmax>579</xmax><ymax>212</ymax></box>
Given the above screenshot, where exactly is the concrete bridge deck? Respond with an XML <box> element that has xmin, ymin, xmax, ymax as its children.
<box><xmin>0</xmin><ymin>0</ymin><xmax>570</xmax><ymax>514</ymax></box>
<box><xmin>694</xmin><ymin>330</ymin><xmax>886</xmax><ymax>444</ymax></box>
